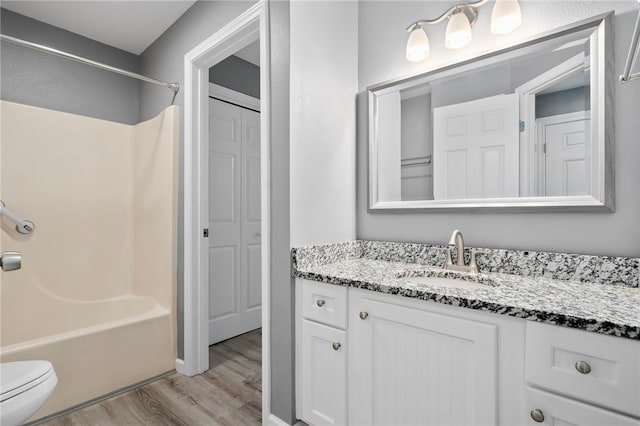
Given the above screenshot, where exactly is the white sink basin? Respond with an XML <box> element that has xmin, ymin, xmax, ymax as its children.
<box><xmin>401</xmin><ymin>276</ymin><xmax>492</xmax><ymax>289</ymax></box>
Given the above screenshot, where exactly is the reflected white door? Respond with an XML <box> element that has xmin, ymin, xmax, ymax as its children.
<box><xmin>538</xmin><ymin>112</ymin><xmax>590</xmax><ymax>196</ymax></box>
<box><xmin>208</xmin><ymin>98</ymin><xmax>261</xmax><ymax>345</ymax></box>
<box><xmin>433</xmin><ymin>94</ymin><xmax>519</xmax><ymax>200</ymax></box>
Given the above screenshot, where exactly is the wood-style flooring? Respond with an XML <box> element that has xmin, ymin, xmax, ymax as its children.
<box><xmin>41</xmin><ymin>329</ymin><xmax>262</xmax><ymax>426</ymax></box>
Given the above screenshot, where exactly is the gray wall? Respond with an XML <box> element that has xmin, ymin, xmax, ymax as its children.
<box><xmin>138</xmin><ymin>1</ymin><xmax>295</xmax><ymax>423</ymax></box>
<box><xmin>357</xmin><ymin>1</ymin><xmax>640</xmax><ymax>258</ymax></box>
<box><xmin>269</xmin><ymin>2</ymin><xmax>294</xmax><ymax>420</ymax></box>
<box><xmin>209</xmin><ymin>55</ymin><xmax>261</xmax><ymax>99</ymax></box>
<box><xmin>536</xmin><ymin>86</ymin><xmax>590</xmax><ymax>118</ymax></box>
<box><xmin>138</xmin><ymin>0</ymin><xmax>257</xmax><ymax>358</ymax></box>
<box><xmin>0</xmin><ymin>8</ymin><xmax>140</xmax><ymax>124</ymax></box>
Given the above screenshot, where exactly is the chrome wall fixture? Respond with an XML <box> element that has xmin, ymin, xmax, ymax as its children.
<box><xmin>0</xmin><ymin>200</ymin><xmax>34</xmax><ymax>235</ymax></box>
<box><xmin>620</xmin><ymin>0</ymin><xmax>640</xmax><ymax>83</ymax></box>
<box><xmin>406</xmin><ymin>0</ymin><xmax>522</xmax><ymax>62</ymax></box>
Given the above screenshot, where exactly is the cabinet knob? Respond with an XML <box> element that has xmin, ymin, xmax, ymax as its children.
<box><xmin>332</xmin><ymin>342</ymin><xmax>341</xmax><ymax>351</ymax></box>
<box><xmin>316</xmin><ymin>299</ymin><xmax>326</xmax><ymax>307</ymax></box>
<box><xmin>359</xmin><ymin>311</ymin><xmax>369</xmax><ymax>320</ymax></box>
<box><xmin>575</xmin><ymin>360</ymin><xmax>591</xmax><ymax>374</ymax></box>
<box><xmin>530</xmin><ymin>409</ymin><xmax>544</xmax><ymax>423</ymax></box>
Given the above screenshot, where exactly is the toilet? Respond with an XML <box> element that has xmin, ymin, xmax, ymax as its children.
<box><xmin>0</xmin><ymin>361</ymin><xmax>57</xmax><ymax>426</ymax></box>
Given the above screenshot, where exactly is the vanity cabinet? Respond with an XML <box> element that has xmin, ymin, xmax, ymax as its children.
<box><xmin>296</xmin><ymin>279</ymin><xmax>526</xmax><ymax>425</ymax></box>
<box><xmin>296</xmin><ymin>279</ymin><xmax>640</xmax><ymax>426</ymax></box>
<box><xmin>297</xmin><ymin>279</ymin><xmax>348</xmax><ymax>425</ymax></box>
<box><xmin>525</xmin><ymin>387</ymin><xmax>640</xmax><ymax>425</ymax></box>
<box><xmin>300</xmin><ymin>319</ymin><xmax>347</xmax><ymax>425</ymax></box>
<box><xmin>524</xmin><ymin>321</ymin><xmax>640</xmax><ymax>425</ymax></box>
<box><xmin>348</xmin><ymin>288</ymin><xmax>498</xmax><ymax>426</ymax></box>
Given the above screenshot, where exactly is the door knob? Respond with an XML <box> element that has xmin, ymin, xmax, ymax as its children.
<box><xmin>1</xmin><ymin>251</ymin><xmax>22</xmax><ymax>271</ymax></box>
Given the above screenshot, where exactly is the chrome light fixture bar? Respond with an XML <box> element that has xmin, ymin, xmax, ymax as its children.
<box><xmin>406</xmin><ymin>0</ymin><xmax>522</xmax><ymax>62</ymax></box>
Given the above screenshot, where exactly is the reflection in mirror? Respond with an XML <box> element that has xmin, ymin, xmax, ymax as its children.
<box><xmin>370</xmin><ymin>14</ymin><xmax>612</xmax><ymax>211</ymax></box>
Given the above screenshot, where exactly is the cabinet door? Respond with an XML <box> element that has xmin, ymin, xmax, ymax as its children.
<box><xmin>301</xmin><ymin>319</ymin><xmax>347</xmax><ymax>425</ymax></box>
<box><xmin>349</xmin><ymin>292</ymin><xmax>497</xmax><ymax>426</ymax></box>
<box><xmin>525</xmin><ymin>386</ymin><xmax>640</xmax><ymax>426</ymax></box>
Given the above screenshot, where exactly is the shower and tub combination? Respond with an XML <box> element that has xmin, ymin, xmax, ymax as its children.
<box><xmin>0</xmin><ymin>35</ymin><xmax>179</xmax><ymax>423</ymax></box>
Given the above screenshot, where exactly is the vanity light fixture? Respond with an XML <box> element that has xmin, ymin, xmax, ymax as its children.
<box><xmin>406</xmin><ymin>0</ymin><xmax>522</xmax><ymax>62</ymax></box>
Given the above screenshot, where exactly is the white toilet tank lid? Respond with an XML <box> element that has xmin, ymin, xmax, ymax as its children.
<box><xmin>0</xmin><ymin>361</ymin><xmax>54</xmax><ymax>399</ymax></box>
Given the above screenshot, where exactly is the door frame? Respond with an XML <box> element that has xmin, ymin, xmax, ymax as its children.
<box><xmin>514</xmin><ymin>52</ymin><xmax>587</xmax><ymax>197</ymax></box>
<box><xmin>182</xmin><ymin>1</ymin><xmax>271</xmax><ymax>423</ymax></box>
<box><xmin>209</xmin><ymin>82</ymin><xmax>261</xmax><ymax>112</ymax></box>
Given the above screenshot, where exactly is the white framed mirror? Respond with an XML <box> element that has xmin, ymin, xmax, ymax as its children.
<box><xmin>368</xmin><ymin>13</ymin><xmax>614</xmax><ymax>212</ymax></box>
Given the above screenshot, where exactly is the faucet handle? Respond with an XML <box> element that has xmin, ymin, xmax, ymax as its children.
<box><xmin>427</xmin><ymin>247</ymin><xmax>453</xmax><ymax>269</ymax></box>
<box><xmin>468</xmin><ymin>248</ymin><xmax>490</xmax><ymax>273</ymax></box>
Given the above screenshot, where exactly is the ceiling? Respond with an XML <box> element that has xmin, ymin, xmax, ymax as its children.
<box><xmin>1</xmin><ymin>1</ymin><xmax>197</xmax><ymax>55</ymax></box>
<box><xmin>234</xmin><ymin>40</ymin><xmax>260</xmax><ymax>67</ymax></box>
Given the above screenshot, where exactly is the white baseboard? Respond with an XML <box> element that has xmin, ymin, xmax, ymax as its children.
<box><xmin>175</xmin><ymin>358</ymin><xmax>186</xmax><ymax>375</ymax></box>
<box><xmin>267</xmin><ymin>413</ymin><xmax>302</xmax><ymax>426</ymax></box>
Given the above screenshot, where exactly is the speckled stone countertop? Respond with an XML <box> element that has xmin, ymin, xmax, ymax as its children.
<box><xmin>292</xmin><ymin>241</ymin><xmax>640</xmax><ymax>340</ymax></box>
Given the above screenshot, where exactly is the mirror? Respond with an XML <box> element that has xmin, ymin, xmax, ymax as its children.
<box><xmin>369</xmin><ymin>14</ymin><xmax>613</xmax><ymax>212</ymax></box>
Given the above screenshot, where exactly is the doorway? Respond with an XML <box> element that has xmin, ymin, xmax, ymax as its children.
<box><xmin>182</xmin><ymin>1</ymin><xmax>270</xmax><ymax>422</ymax></box>
<box><xmin>207</xmin><ymin>48</ymin><xmax>262</xmax><ymax>344</ymax></box>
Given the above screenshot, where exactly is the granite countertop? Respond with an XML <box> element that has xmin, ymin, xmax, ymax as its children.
<box><xmin>292</xmin><ymin>242</ymin><xmax>640</xmax><ymax>340</ymax></box>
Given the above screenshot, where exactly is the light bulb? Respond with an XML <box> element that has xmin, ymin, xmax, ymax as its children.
<box><xmin>445</xmin><ymin>11</ymin><xmax>472</xmax><ymax>49</ymax></box>
<box><xmin>406</xmin><ymin>25</ymin><xmax>430</xmax><ymax>62</ymax></box>
<box><xmin>491</xmin><ymin>0</ymin><xmax>522</xmax><ymax>34</ymax></box>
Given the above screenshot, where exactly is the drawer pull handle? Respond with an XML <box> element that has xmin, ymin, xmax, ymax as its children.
<box><xmin>332</xmin><ymin>342</ymin><xmax>341</xmax><ymax>351</ymax></box>
<box><xmin>575</xmin><ymin>360</ymin><xmax>591</xmax><ymax>374</ymax></box>
<box><xmin>530</xmin><ymin>409</ymin><xmax>544</xmax><ymax>423</ymax></box>
<box><xmin>316</xmin><ymin>299</ymin><xmax>326</xmax><ymax>307</ymax></box>
<box><xmin>359</xmin><ymin>311</ymin><xmax>369</xmax><ymax>320</ymax></box>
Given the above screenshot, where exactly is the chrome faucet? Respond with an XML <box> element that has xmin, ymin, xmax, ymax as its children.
<box><xmin>444</xmin><ymin>229</ymin><xmax>485</xmax><ymax>274</ymax></box>
<box><xmin>448</xmin><ymin>230</ymin><xmax>465</xmax><ymax>269</ymax></box>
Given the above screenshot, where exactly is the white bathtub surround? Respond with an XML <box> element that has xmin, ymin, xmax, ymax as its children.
<box><xmin>0</xmin><ymin>101</ymin><xmax>178</xmax><ymax>421</ymax></box>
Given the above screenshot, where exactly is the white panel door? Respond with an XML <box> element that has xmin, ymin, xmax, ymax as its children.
<box><xmin>538</xmin><ymin>112</ymin><xmax>590</xmax><ymax>197</ymax></box>
<box><xmin>433</xmin><ymin>94</ymin><xmax>519</xmax><ymax>199</ymax></box>
<box><xmin>209</xmin><ymin>98</ymin><xmax>261</xmax><ymax>345</ymax></box>
<box><xmin>241</xmin><ymin>108</ymin><xmax>262</xmax><ymax>333</ymax></box>
<box><xmin>300</xmin><ymin>319</ymin><xmax>347</xmax><ymax>426</ymax></box>
<box><xmin>349</xmin><ymin>291</ymin><xmax>498</xmax><ymax>426</ymax></box>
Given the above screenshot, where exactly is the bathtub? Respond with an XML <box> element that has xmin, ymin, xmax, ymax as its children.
<box><xmin>0</xmin><ymin>292</ymin><xmax>175</xmax><ymax>421</ymax></box>
<box><xmin>0</xmin><ymin>102</ymin><xmax>178</xmax><ymax>422</ymax></box>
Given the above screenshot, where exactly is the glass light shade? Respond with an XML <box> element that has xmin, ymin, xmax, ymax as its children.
<box><xmin>491</xmin><ymin>0</ymin><xmax>522</xmax><ymax>34</ymax></box>
<box><xmin>445</xmin><ymin>11</ymin><xmax>472</xmax><ymax>49</ymax></box>
<box><xmin>406</xmin><ymin>26</ymin><xmax>430</xmax><ymax>62</ymax></box>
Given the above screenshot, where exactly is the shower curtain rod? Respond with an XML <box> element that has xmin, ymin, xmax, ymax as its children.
<box><xmin>0</xmin><ymin>34</ymin><xmax>180</xmax><ymax>94</ymax></box>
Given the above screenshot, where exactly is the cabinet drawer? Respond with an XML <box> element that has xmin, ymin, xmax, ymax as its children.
<box><xmin>525</xmin><ymin>386</ymin><xmax>640</xmax><ymax>426</ymax></box>
<box><xmin>301</xmin><ymin>279</ymin><xmax>348</xmax><ymax>329</ymax></box>
<box><xmin>525</xmin><ymin>321</ymin><xmax>640</xmax><ymax>417</ymax></box>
